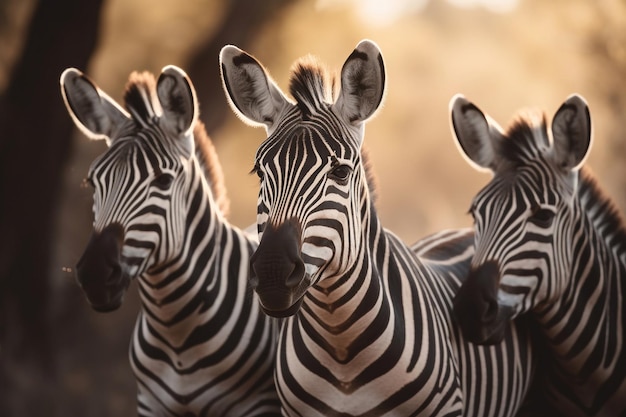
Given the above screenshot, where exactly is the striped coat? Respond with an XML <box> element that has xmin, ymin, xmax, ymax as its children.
<box><xmin>61</xmin><ymin>66</ymin><xmax>280</xmax><ymax>416</ymax></box>
<box><xmin>220</xmin><ymin>39</ymin><xmax>536</xmax><ymax>416</ymax></box>
<box><xmin>450</xmin><ymin>94</ymin><xmax>626</xmax><ymax>416</ymax></box>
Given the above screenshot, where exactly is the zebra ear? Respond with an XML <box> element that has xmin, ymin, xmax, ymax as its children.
<box><xmin>220</xmin><ymin>45</ymin><xmax>290</xmax><ymax>132</ymax></box>
<box><xmin>156</xmin><ymin>65</ymin><xmax>198</xmax><ymax>139</ymax></box>
<box><xmin>450</xmin><ymin>95</ymin><xmax>503</xmax><ymax>173</ymax></box>
<box><xmin>551</xmin><ymin>94</ymin><xmax>591</xmax><ymax>171</ymax></box>
<box><xmin>333</xmin><ymin>39</ymin><xmax>386</xmax><ymax>127</ymax></box>
<box><xmin>60</xmin><ymin>68</ymin><xmax>130</xmax><ymax>146</ymax></box>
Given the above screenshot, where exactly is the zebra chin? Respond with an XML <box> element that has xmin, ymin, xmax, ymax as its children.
<box><xmin>453</xmin><ymin>260</ymin><xmax>513</xmax><ymax>345</ymax></box>
<box><xmin>77</xmin><ymin>272</ymin><xmax>131</xmax><ymax>313</ymax></box>
<box><xmin>257</xmin><ymin>295</ymin><xmax>305</xmax><ymax>318</ymax></box>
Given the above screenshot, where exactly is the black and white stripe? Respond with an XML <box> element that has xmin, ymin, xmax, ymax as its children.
<box><xmin>221</xmin><ymin>40</ymin><xmax>535</xmax><ymax>416</ymax></box>
<box><xmin>61</xmin><ymin>66</ymin><xmax>280</xmax><ymax>416</ymax></box>
<box><xmin>450</xmin><ymin>94</ymin><xmax>626</xmax><ymax>416</ymax></box>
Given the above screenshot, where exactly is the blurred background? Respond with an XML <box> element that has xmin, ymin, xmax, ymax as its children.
<box><xmin>0</xmin><ymin>0</ymin><xmax>624</xmax><ymax>415</ymax></box>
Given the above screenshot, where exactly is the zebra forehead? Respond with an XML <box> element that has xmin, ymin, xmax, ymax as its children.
<box><xmin>104</xmin><ymin>138</ymin><xmax>170</xmax><ymax>171</ymax></box>
<box><xmin>124</xmin><ymin>71</ymin><xmax>159</xmax><ymax>124</ymax></box>
<box><xmin>262</xmin><ymin>114</ymin><xmax>357</xmax><ymax>155</ymax></box>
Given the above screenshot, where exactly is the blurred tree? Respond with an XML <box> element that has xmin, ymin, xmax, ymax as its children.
<box><xmin>186</xmin><ymin>0</ymin><xmax>297</xmax><ymax>136</ymax></box>
<box><xmin>585</xmin><ymin>0</ymin><xmax>626</xmax><ymax>211</ymax></box>
<box><xmin>0</xmin><ymin>0</ymin><xmax>104</xmax><ymax>415</ymax></box>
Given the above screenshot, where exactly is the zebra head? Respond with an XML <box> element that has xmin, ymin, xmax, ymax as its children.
<box><xmin>450</xmin><ymin>94</ymin><xmax>592</xmax><ymax>344</ymax></box>
<box><xmin>61</xmin><ymin>66</ymin><xmax>216</xmax><ymax>312</ymax></box>
<box><xmin>220</xmin><ymin>40</ymin><xmax>385</xmax><ymax>317</ymax></box>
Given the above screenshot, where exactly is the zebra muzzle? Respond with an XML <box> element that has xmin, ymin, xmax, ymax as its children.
<box><xmin>453</xmin><ymin>260</ymin><xmax>507</xmax><ymax>345</ymax></box>
<box><xmin>75</xmin><ymin>223</ymin><xmax>130</xmax><ymax>312</ymax></box>
<box><xmin>250</xmin><ymin>219</ymin><xmax>307</xmax><ymax>317</ymax></box>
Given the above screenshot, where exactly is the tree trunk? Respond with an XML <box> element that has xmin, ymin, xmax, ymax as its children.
<box><xmin>0</xmin><ymin>0</ymin><xmax>104</xmax><ymax>415</ymax></box>
<box><xmin>186</xmin><ymin>0</ymin><xmax>296</xmax><ymax>136</ymax></box>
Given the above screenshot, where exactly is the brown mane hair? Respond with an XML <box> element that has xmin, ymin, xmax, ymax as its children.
<box><xmin>578</xmin><ymin>166</ymin><xmax>626</xmax><ymax>254</ymax></box>
<box><xmin>193</xmin><ymin>121</ymin><xmax>230</xmax><ymax>216</ymax></box>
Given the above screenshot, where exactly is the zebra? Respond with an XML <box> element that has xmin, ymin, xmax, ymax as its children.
<box><xmin>220</xmin><ymin>39</ymin><xmax>537</xmax><ymax>416</ymax></box>
<box><xmin>60</xmin><ymin>66</ymin><xmax>280</xmax><ymax>416</ymax></box>
<box><xmin>449</xmin><ymin>94</ymin><xmax>626</xmax><ymax>416</ymax></box>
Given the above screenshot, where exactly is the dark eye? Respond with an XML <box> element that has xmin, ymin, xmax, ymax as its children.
<box><xmin>467</xmin><ymin>203</ymin><xmax>476</xmax><ymax>221</ymax></box>
<box><xmin>251</xmin><ymin>163</ymin><xmax>264</xmax><ymax>181</ymax></box>
<box><xmin>329</xmin><ymin>164</ymin><xmax>351</xmax><ymax>182</ymax></box>
<box><xmin>529</xmin><ymin>206</ymin><xmax>555</xmax><ymax>228</ymax></box>
<box><xmin>153</xmin><ymin>172</ymin><xmax>174</xmax><ymax>189</ymax></box>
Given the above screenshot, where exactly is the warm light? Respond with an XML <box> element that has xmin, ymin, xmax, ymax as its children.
<box><xmin>316</xmin><ymin>0</ymin><xmax>429</xmax><ymax>26</ymax></box>
<box><xmin>316</xmin><ymin>0</ymin><xmax>519</xmax><ymax>27</ymax></box>
<box><xmin>356</xmin><ymin>0</ymin><xmax>429</xmax><ymax>26</ymax></box>
<box><xmin>446</xmin><ymin>0</ymin><xmax>519</xmax><ymax>13</ymax></box>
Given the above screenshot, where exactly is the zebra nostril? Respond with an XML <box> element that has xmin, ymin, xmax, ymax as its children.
<box><xmin>285</xmin><ymin>260</ymin><xmax>305</xmax><ymax>289</ymax></box>
<box><xmin>482</xmin><ymin>297</ymin><xmax>499</xmax><ymax>323</ymax></box>
<box><xmin>105</xmin><ymin>264</ymin><xmax>123</xmax><ymax>287</ymax></box>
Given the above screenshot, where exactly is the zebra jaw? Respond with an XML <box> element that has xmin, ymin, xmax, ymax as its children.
<box><xmin>258</xmin><ymin>296</ymin><xmax>305</xmax><ymax>318</ymax></box>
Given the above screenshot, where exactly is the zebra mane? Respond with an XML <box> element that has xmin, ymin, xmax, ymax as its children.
<box><xmin>123</xmin><ymin>71</ymin><xmax>230</xmax><ymax>216</ymax></box>
<box><xmin>193</xmin><ymin>121</ymin><xmax>230</xmax><ymax>216</ymax></box>
<box><xmin>578</xmin><ymin>166</ymin><xmax>626</xmax><ymax>253</ymax></box>
<box><xmin>360</xmin><ymin>145</ymin><xmax>379</xmax><ymax>204</ymax></box>
<box><xmin>124</xmin><ymin>71</ymin><xmax>160</xmax><ymax>122</ymax></box>
<box><xmin>500</xmin><ymin>110</ymin><xmax>549</xmax><ymax>166</ymax></box>
<box><xmin>289</xmin><ymin>56</ymin><xmax>335</xmax><ymax>117</ymax></box>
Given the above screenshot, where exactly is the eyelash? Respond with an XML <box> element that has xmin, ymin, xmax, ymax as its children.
<box><xmin>251</xmin><ymin>163</ymin><xmax>264</xmax><ymax>180</ymax></box>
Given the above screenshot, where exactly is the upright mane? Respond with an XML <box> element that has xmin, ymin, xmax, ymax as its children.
<box><xmin>578</xmin><ymin>166</ymin><xmax>626</xmax><ymax>254</ymax></box>
<box><xmin>360</xmin><ymin>145</ymin><xmax>379</xmax><ymax>204</ymax></box>
<box><xmin>193</xmin><ymin>121</ymin><xmax>230</xmax><ymax>216</ymax></box>
<box><xmin>500</xmin><ymin>110</ymin><xmax>549</xmax><ymax>167</ymax></box>
<box><xmin>123</xmin><ymin>71</ymin><xmax>230</xmax><ymax>216</ymax></box>
<box><xmin>289</xmin><ymin>56</ymin><xmax>334</xmax><ymax>118</ymax></box>
<box><xmin>124</xmin><ymin>71</ymin><xmax>159</xmax><ymax>122</ymax></box>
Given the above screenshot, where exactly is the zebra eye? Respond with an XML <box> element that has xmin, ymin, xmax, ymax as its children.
<box><xmin>529</xmin><ymin>207</ymin><xmax>555</xmax><ymax>228</ymax></box>
<box><xmin>153</xmin><ymin>172</ymin><xmax>174</xmax><ymax>190</ymax></box>
<box><xmin>251</xmin><ymin>164</ymin><xmax>264</xmax><ymax>181</ymax></box>
<box><xmin>467</xmin><ymin>203</ymin><xmax>477</xmax><ymax>221</ymax></box>
<box><xmin>329</xmin><ymin>164</ymin><xmax>351</xmax><ymax>183</ymax></box>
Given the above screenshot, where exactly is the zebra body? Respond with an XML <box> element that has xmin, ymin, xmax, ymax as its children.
<box><xmin>450</xmin><ymin>95</ymin><xmax>626</xmax><ymax>416</ymax></box>
<box><xmin>220</xmin><ymin>40</ymin><xmax>535</xmax><ymax>416</ymax></box>
<box><xmin>61</xmin><ymin>67</ymin><xmax>280</xmax><ymax>416</ymax></box>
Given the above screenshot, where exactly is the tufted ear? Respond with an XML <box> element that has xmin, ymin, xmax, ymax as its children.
<box><xmin>60</xmin><ymin>68</ymin><xmax>130</xmax><ymax>146</ymax></box>
<box><xmin>449</xmin><ymin>94</ymin><xmax>504</xmax><ymax>173</ymax></box>
<box><xmin>220</xmin><ymin>45</ymin><xmax>290</xmax><ymax>133</ymax></box>
<box><xmin>332</xmin><ymin>39</ymin><xmax>386</xmax><ymax>128</ymax></box>
<box><xmin>156</xmin><ymin>65</ymin><xmax>198</xmax><ymax>139</ymax></box>
<box><xmin>551</xmin><ymin>94</ymin><xmax>591</xmax><ymax>171</ymax></box>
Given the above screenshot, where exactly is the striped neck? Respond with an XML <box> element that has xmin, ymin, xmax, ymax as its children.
<box><xmin>136</xmin><ymin>162</ymin><xmax>246</xmax><ymax>345</ymax></box>
<box><xmin>296</xmin><ymin>196</ymin><xmax>401</xmax><ymax>362</ymax></box>
<box><xmin>536</xmin><ymin>168</ymin><xmax>626</xmax><ymax>408</ymax></box>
